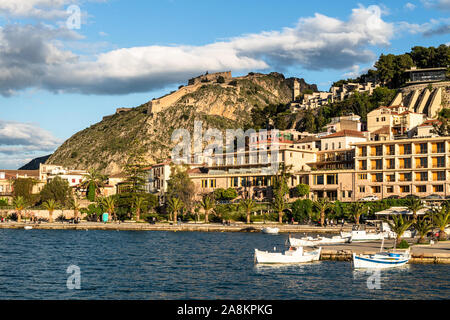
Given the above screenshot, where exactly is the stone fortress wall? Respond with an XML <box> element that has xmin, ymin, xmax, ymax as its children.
<box><xmin>147</xmin><ymin>71</ymin><xmax>232</xmax><ymax>115</ymax></box>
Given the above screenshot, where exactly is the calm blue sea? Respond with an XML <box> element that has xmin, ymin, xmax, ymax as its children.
<box><xmin>0</xmin><ymin>229</ymin><xmax>448</xmax><ymax>300</ymax></box>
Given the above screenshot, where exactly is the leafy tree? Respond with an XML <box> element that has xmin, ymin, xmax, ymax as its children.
<box><xmin>12</xmin><ymin>178</ymin><xmax>38</xmax><ymax>205</ymax></box>
<box><xmin>199</xmin><ymin>195</ymin><xmax>215</xmax><ymax>223</ymax></box>
<box><xmin>133</xmin><ymin>196</ymin><xmax>147</xmax><ymax>221</ymax></box>
<box><xmin>291</xmin><ymin>199</ymin><xmax>313</xmax><ymax>223</ymax></box>
<box><xmin>42</xmin><ymin>199</ymin><xmax>59</xmax><ymax>223</ymax></box>
<box><xmin>81</xmin><ymin>169</ymin><xmax>108</xmax><ymax>201</ymax></box>
<box><xmin>432</xmin><ymin>206</ymin><xmax>450</xmax><ymax>241</ymax></box>
<box><xmin>12</xmin><ymin>196</ymin><xmax>27</xmax><ymax>222</ymax></box>
<box><xmin>350</xmin><ymin>202</ymin><xmax>368</xmax><ymax>225</ymax></box>
<box><xmin>272</xmin><ymin>194</ymin><xmax>287</xmax><ymax>224</ymax></box>
<box><xmin>167</xmin><ymin>197</ymin><xmax>184</xmax><ymax>223</ymax></box>
<box><xmin>406</xmin><ymin>198</ymin><xmax>424</xmax><ymax>223</ymax></box>
<box><xmin>166</xmin><ymin>164</ymin><xmax>196</xmax><ymax>213</ymax></box>
<box><xmin>313</xmin><ymin>198</ymin><xmax>333</xmax><ymax>227</ymax></box>
<box><xmin>414</xmin><ymin>216</ymin><xmax>434</xmax><ymax>244</ymax></box>
<box><xmin>40</xmin><ymin>176</ymin><xmax>71</xmax><ymax>207</ymax></box>
<box><xmin>101</xmin><ymin>196</ymin><xmax>116</xmax><ymax>221</ymax></box>
<box><xmin>239</xmin><ymin>199</ymin><xmax>256</xmax><ymax>224</ymax></box>
<box><xmin>384</xmin><ymin>215</ymin><xmax>413</xmax><ymax>245</ymax></box>
<box><xmin>69</xmin><ymin>196</ymin><xmax>81</xmax><ymax>221</ymax></box>
<box><xmin>295</xmin><ymin>184</ymin><xmax>310</xmax><ymax>198</ymax></box>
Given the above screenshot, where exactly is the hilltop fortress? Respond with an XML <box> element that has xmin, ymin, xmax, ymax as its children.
<box><xmin>148</xmin><ymin>71</ymin><xmax>232</xmax><ymax>114</ymax></box>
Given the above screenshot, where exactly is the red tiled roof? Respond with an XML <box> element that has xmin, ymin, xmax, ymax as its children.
<box><xmin>321</xmin><ymin>130</ymin><xmax>366</xmax><ymax>139</ymax></box>
<box><xmin>371</xmin><ymin>126</ymin><xmax>391</xmax><ymax>135</ymax></box>
<box><xmin>0</xmin><ymin>170</ymin><xmax>39</xmax><ymax>179</ymax></box>
<box><xmin>419</xmin><ymin>119</ymin><xmax>441</xmax><ymax>127</ymax></box>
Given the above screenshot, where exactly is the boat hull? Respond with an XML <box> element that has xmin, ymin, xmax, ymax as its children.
<box><xmin>255</xmin><ymin>247</ymin><xmax>321</xmax><ymax>264</ymax></box>
<box><xmin>261</xmin><ymin>227</ymin><xmax>279</xmax><ymax>234</ymax></box>
<box><xmin>352</xmin><ymin>253</ymin><xmax>409</xmax><ymax>269</ymax></box>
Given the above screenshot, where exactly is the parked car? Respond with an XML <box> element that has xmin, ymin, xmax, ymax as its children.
<box><xmin>386</xmin><ymin>195</ymin><xmax>400</xmax><ymax>199</ymax></box>
<box><xmin>359</xmin><ymin>195</ymin><xmax>379</xmax><ymax>202</ymax></box>
<box><xmin>402</xmin><ymin>194</ymin><xmax>420</xmax><ymax>200</ymax></box>
<box><xmin>422</xmin><ymin>194</ymin><xmax>443</xmax><ymax>200</ymax></box>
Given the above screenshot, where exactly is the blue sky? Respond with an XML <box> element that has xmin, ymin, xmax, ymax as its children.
<box><xmin>0</xmin><ymin>0</ymin><xmax>449</xmax><ymax>169</ymax></box>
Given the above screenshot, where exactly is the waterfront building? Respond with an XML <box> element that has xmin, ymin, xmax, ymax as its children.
<box><xmin>354</xmin><ymin>136</ymin><xmax>450</xmax><ymax>200</ymax></box>
<box><xmin>0</xmin><ymin>170</ymin><xmax>42</xmax><ymax>201</ymax></box>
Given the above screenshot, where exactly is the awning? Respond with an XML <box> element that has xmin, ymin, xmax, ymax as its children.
<box><xmin>375</xmin><ymin>206</ymin><xmax>428</xmax><ymax>215</ymax></box>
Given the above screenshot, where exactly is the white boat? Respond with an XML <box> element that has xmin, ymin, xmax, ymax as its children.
<box><xmin>341</xmin><ymin>225</ymin><xmax>385</xmax><ymax>242</ymax></box>
<box><xmin>254</xmin><ymin>246</ymin><xmax>321</xmax><ymax>264</ymax></box>
<box><xmin>352</xmin><ymin>250</ymin><xmax>410</xmax><ymax>269</ymax></box>
<box><xmin>261</xmin><ymin>227</ymin><xmax>279</xmax><ymax>234</ymax></box>
<box><xmin>289</xmin><ymin>234</ymin><xmax>350</xmax><ymax>247</ymax></box>
<box><xmin>352</xmin><ymin>237</ymin><xmax>410</xmax><ymax>269</ymax></box>
<box><xmin>24</xmin><ymin>226</ymin><xmax>33</xmax><ymax>230</ymax></box>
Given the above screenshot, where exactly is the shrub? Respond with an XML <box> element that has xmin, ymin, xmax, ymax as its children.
<box><xmin>398</xmin><ymin>240</ymin><xmax>410</xmax><ymax>249</ymax></box>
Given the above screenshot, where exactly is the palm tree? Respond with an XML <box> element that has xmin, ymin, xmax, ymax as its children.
<box><xmin>239</xmin><ymin>199</ymin><xmax>255</xmax><ymax>224</ymax></box>
<box><xmin>42</xmin><ymin>199</ymin><xmax>59</xmax><ymax>223</ymax></box>
<box><xmin>384</xmin><ymin>215</ymin><xmax>413</xmax><ymax>245</ymax></box>
<box><xmin>406</xmin><ymin>198</ymin><xmax>424</xmax><ymax>222</ymax></box>
<box><xmin>167</xmin><ymin>197</ymin><xmax>183</xmax><ymax>224</ymax></box>
<box><xmin>12</xmin><ymin>196</ymin><xmax>27</xmax><ymax>223</ymax></box>
<box><xmin>350</xmin><ymin>202</ymin><xmax>367</xmax><ymax>225</ymax></box>
<box><xmin>81</xmin><ymin>169</ymin><xmax>107</xmax><ymax>201</ymax></box>
<box><xmin>413</xmin><ymin>216</ymin><xmax>433</xmax><ymax>244</ymax></box>
<box><xmin>313</xmin><ymin>198</ymin><xmax>332</xmax><ymax>227</ymax></box>
<box><xmin>133</xmin><ymin>196</ymin><xmax>147</xmax><ymax>221</ymax></box>
<box><xmin>432</xmin><ymin>206</ymin><xmax>450</xmax><ymax>241</ymax></box>
<box><xmin>199</xmin><ymin>195</ymin><xmax>215</xmax><ymax>223</ymax></box>
<box><xmin>69</xmin><ymin>196</ymin><xmax>81</xmax><ymax>221</ymax></box>
<box><xmin>101</xmin><ymin>196</ymin><xmax>116</xmax><ymax>222</ymax></box>
<box><xmin>272</xmin><ymin>195</ymin><xmax>287</xmax><ymax>224</ymax></box>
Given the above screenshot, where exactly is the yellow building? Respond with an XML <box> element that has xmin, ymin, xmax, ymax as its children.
<box><xmin>354</xmin><ymin>137</ymin><xmax>450</xmax><ymax>200</ymax></box>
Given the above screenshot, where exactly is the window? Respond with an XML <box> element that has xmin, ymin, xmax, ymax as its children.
<box><xmin>314</xmin><ymin>175</ymin><xmax>324</xmax><ymax>185</ymax></box>
<box><xmin>372</xmin><ymin>186</ymin><xmax>381</xmax><ymax>193</ymax></box>
<box><xmin>210</xmin><ymin>179</ymin><xmax>216</xmax><ymax>188</ymax></box>
<box><xmin>202</xmin><ymin>180</ymin><xmax>208</xmax><ymax>188</ymax></box>
<box><xmin>359</xmin><ymin>160</ymin><xmax>367</xmax><ymax>170</ymax></box>
<box><xmin>359</xmin><ymin>186</ymin><xmax>365</xmax><ymax>193</ymax></box>
<box><xmin>358</xmin><ymin>174</ymin><xmax>367</xmax><ymax>180</ymax></box>
<box><xmin>386</xmin><ymin>159</ymin><xmax>395</xmax><ymax>169</ymax></box>
<box><xmin>375</xmin><ymin>173</ymin><xmax>383</xmax><ymax>182</ymax></box>
<box><xmin>416</xmin><ymin>185</ymin><xmax>426</xmax><ymax>193</ymax></box>
<box><xmin>416</xmin><ymin>157</ymin><xmax>428</xmax><ymax>169</ymax></box>
<box><xmin>386</xmin><ymin>174</ymin><xmax>395</xmax><ymax>182</ymax></box>
<box><xmin>400</xmin><ymin>186</ymin><xmax>410</xmax><ymax>193</ymax></box>
<box><xmin>375</xmin><ymin>146</ymin><xmax>382</xmax><ymax>156</ymax></box>
<box><xmin>433</xmin><ymin>157</ymin><xmax>445</xmax><ymax>168</ymax></box>
<box><xmin>434</xmin><ymin>171</ymin><xmax>446</xmax><ymax>181</ymax></box>
<box><xmin>399</xmin><ymin>158</ymin><xmax>411</xmax><ymax>169</ymax></box>
<box><xmin>326</xmin><ymin>174</ymin><xmax>338</xmax><ymax>185</ymax></box>
<box><xmin>433</xmin><ymin>185</ymin><xmax>444</xmax><ymax>193</ymax></box>
<box><xmin>386</xmin><ymin>186</ymin><xmax>394</xmax><ymax>193</ymax></box>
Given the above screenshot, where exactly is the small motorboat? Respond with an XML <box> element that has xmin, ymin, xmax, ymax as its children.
<box><xmin>341</xmin><ymin>225</ymin><xmax>385</xmax><ymax>242</ymax></box>
<box><xmin>352</xmin><ymin>251</ymin><xmax>410</xmax><ymax>269</ymax></box>
<box><xmin>261</xmin><ymin>227</ymin><xmax>279</xmax><ymax>234</ymax></box>
<box><xmin>254</xmin><ymin>246</ymin><xmax>321</xmax><ymax>264</ymax></box>
<box><xmin>352</xmin><ymin>237</ymin><xmax>410</xmax><ymax>268</ymax></box>
<box><xmin>24</xmin><ymin>226</ymin><xmax>33</xmax><ymax>230</ymax></box>
<box><xmin>289</xmin><ymin>234</ymin><xmax>350</xmax><ymax>246</ymax></box>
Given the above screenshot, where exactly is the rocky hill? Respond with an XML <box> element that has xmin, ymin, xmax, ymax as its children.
<box><xmin>46</xmin><ymin>72</ymin><xmax>317</xmax><ymax>174</ymax></box>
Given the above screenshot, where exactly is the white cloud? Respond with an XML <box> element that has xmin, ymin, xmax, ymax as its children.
<box><xmin>0</xmin><ymin>120</ymin><xmax>62</xmax><ymax>169</ymax></box>
<box><xmin>0</xmin><ymin>5</ymin><xmax>395</xmax><ymax>96</ymax></box>
<box><xmin>422</xmin><ymin>0</ymin><xmax>450</xmax><ymax>10</ymax></box>
<box><xmin>397</xmin><ymin>17</ymin><xmax>450</xmax><ymax>36</ymax></box>
<box><xmin>0</xmin><ymin>0</ymin><xmax>74</xmax><ymax>20</ymax></box>
<box><xmin>404</xmin><ymin>2</ymin><xmax>417</xmax><ymax>10</ymax></box>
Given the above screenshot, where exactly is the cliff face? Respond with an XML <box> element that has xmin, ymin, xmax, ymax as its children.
<box><xmin>46</xmin><ymin>72</ymin><xmax>316</xmax><ymax>174</ymax></box>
